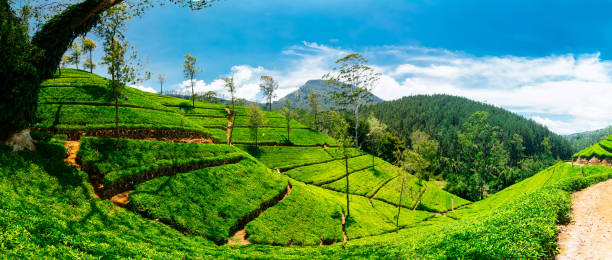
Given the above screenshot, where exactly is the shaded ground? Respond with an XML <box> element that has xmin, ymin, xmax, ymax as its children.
<box><xmin>557</xmin><ymin>179</ymin><xmax>612</xmax><ymax>259</ymax></box>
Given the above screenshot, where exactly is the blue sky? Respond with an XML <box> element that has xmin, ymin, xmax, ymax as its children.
<box><xmin>81</xmin><ymin>0</ymin><xmax>612</xmax><ymax>134</ymax></box>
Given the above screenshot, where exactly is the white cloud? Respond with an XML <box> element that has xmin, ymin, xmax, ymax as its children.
<box><xmin>170</xmin><ymin>42</ymin><xmax>612</xmax><ymax>134</ymax></box>
<box><xmin>129</xmin><ymin>85</ymin><xmax>157</xmax><ymax>93</ymax></box>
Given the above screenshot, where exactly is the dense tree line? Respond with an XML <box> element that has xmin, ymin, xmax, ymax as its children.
<box><xmin>358</xmin><ymin>94</ymin><xmax>572</xmax><ymax>200</ymax></box>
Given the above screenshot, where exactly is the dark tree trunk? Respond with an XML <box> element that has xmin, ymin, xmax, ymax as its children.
<box><xmin>115</xmin><ymin>96</ymin><xmax>119</xmax><ymax>150</ymax></box>
<box><xmin>89</xmin><ymin>49</ymin><xmax>93</xmax><ymax>73</ymax></box>
<box><xmin>396</xmin><ymin>177</ymin><xmax>405</xmax><ymax>232</ymax></box>
<box><xmin>345</xmin><ymin>153</ymin><xmax>350</xmax><ymax>217</ymax></box>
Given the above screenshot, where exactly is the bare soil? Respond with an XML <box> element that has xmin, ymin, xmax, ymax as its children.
<box><xmin>557</xmin><ymin>179</ymin><xmax>612</xmax><ymax>259</ymax></box>
<box><xmin>64</xmin><ymin>140</ymin><xmax>81</xmax><ymax>170</ymax></box>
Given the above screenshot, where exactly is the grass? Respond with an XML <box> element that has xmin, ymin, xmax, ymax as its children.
<box><xmin>323</xmin><ymin>159</ymin><xmax>398</xmax><ymax>197</ymax></box>
<box><xmin>229</xmin><ymin>128</ymin><xmax>337</xmax><ymax>146</ymax></box>
<box><xmin>374</xmin><ymin>176</ymin><xmax>470</xmax><ymax>213</ymax></box>
<box><xmin>130</xmin><ymin>159</ymin><xmax>287</xmax><ymax>244</ymax></box>
<box><xmin>235</xmin><ymin>145</ymin><xmax>334</xmax><ymax>170</ymax></box>
<box><xmin>245</xmin><ymin>181</ymin><xmax>434</xmax><ymax>246</ymax></box>
<box><xmin>284</xmin><ymin>155</ymin><xmax>372</xmax><ymax>185</ymax></box>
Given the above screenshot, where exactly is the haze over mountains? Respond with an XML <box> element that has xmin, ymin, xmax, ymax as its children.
<box><xmin>272</xmin><ymin>80</ymin><xmax>383</xmax><ymax>110</ymax></box>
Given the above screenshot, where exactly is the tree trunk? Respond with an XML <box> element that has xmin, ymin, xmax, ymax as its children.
<box><xmin>372</xmin><ymin>154</ymin><xmax>375</xmax><ymax>170</ymax></box>
<box><xmin>345</xmin><ymin>153</ymin><xmax>350</xmax><ymax>217</ymax></box>
<box><xmin>255</xmin><ymin>127</ymin><xmax>258</xmax><ymax>146</ymax></box>
<box><xmin>191</xmin><ymin>76</ymin><xmax>195</xmax><ymax>107</ymax></box>
<box><xmin>396</xmin><ymin>177</ymin><xmax>405</xmax><ymax>232</ymax></box>
<box><xmin>354</xmin><ymin>105</ymin><xmax>359</xmax><ymax>148</ymax></box>
<box><xmin>115</xmin><ymin>96</ymin><xmax>119</xmax><ymax>151</ymax></box>
<box><xmin>89</xmin><ymin>50</ymin><xmax>93</xmax><ymax>73</ymax></box>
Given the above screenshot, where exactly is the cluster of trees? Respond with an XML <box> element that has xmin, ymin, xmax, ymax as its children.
<box><xmin>1</xmin><ymin>0</ymin><xmax>213</xmax><ymax>142</ymax></box>
<box><xmin>361</xmin><ymin>94</ymin><xmax>571</xmax><ymax>200</ymax></box>
<box><xmin>58</xmin><ymin>37</ymin><xmax>98</xmax><ymax>74</ymax></box>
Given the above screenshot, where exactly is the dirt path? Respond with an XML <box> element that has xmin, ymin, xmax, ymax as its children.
<box><xmin>557</xmin><ymin>179</ymin><xmax>612</xmax><ymax>259</ymax></box>
<box><xmin>227</xmin><ymin>184</ymin><xmax>292</xmax><ymax>245</ymax></box>
<box><xmin>64</xmin><ymin>141</ymin><xmax>81</xmax><ymax>170</ymax></box>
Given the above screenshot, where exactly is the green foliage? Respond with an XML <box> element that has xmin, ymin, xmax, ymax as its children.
<box><xmin>237</xmin><ymin>145</ymin><xmax>334</xmax><ymax>169</ymax></box>
<box><xmin>131</xmin><ymin>159</ymin><xmax>286</xmax><ymax>244</ymax></box>
<box><xmin>0</xmin><ymin>0</ymin><xmax>42</xmax><ymax>140</ymax></box>
<box><xmin>572</xmin><ymin>134</ymin><xmax>612</xmax><ymax>159</ymax></box>
<box><xmin>323</xmin><ymin>158</ymin><xmax>398</xmax><ymax>197</ymax></box>
<box><xmin>259</xmin><ymin>75</ymin><xmax>278</xmax><ymax>111</ymax></box>
<box><xmin>285</xmin><ymin>155</ymin><xmax>372</xmax><ymax>185</ymax></box>
<box><xmin>245</xmin><ymin>181</ymin><xmax>433</xmax><ymax>246</ymax></box>
<box><xmin>565</xmin><ymin>126</ymin><xmax>612</xmax><ymax>153</ymax></box>
<box><xmin>183</xmin><ymin>54</ymin><xmax>202</xmax><ymax>107</ymax></box>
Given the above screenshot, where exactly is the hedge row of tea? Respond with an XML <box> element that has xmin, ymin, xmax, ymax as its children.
<box><xmin>242</xmin><ymin>146</ymin><xmax>469</xmax><ymax>212</ymax></box>
<box><xmin>573</xmin><ymin>134</ymin><xmax>612</xmax><ymax>159</ymax></box>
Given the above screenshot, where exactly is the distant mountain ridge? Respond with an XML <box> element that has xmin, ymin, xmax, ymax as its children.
<box><xmin>565</xmin><ymin>126</ymin><xmax>612</xmax><ymax>153</ymax></box>
<box><xmin>272</xmin><ymin>80</ymin><xmax>383</xmax><ymax>110</ymax></box>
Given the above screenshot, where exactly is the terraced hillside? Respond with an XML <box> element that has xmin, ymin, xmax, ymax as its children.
<box><xmin>4</xmin><ymin>69</ymin><xmax>612</xmax><ymax>258</ymax></box>
<box><xmin>37</xmin><ymin>69</ymin><xmax>335</xmax><ymax>146</ymax></box>
<box><xmin>572</xmin><ymin>133</ymin><xmax>612</xmax><ymax>165</ymax></box>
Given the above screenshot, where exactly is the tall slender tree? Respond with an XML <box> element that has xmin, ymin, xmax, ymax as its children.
<box><xmin>183</xmin><ymin>54</ymin><xmax>202</xmax><ymax>108</ymax></box>
<box><xmin>259</xmin><ymin>75</ymin><xmax>278</xmax><ymax>111</ymax></box>
<box><xmin>69</xmin><ymin>41</ymin><xmax>82</xmax><ymax>70</ymax></box>
<box><xmin>223</xmin><ymin>76</ymin><xmax>237</xmax><ymax>113</ymax></box>
<box><xmin>308</xmin><ymin>90</ymin><xmax>321</xmax><ymax>129</ymax></box>
<box><xmin>98</xmin><ymin>4</ymin><xmax>146</xmax><ymax>150</ymax></box>
<box><xmin>157</xmin><ymin>72</ymin><xmax>166</xmax><ymax>95</ymax></box>
<box><xmin>366</xmin><ymin>116</ymin><xmax>387</xmax><ymax>169</ymax></box>
<box><xmin>280</xmin><ymin>99</ymin><xmax>294</xmax><ymax>143</ymax></box>
<box><xmin>324</xmin><ymin>53</ymin><xmax>380</xmax><ymax>147</ymax></box>
<box><xmin>59</xmin><ymin>54</ymin><xmax>70</xmax><ymax>76</ymax></box>
<box><xmin>247</xmin><ymin>103</ymin><xmax>267</xmax><ymax>146</ymax></box>
<box><xmin>325</xmin><ymin>112</ymin><xmax>354</xmax><ymax>219</ymax></box>
<box><xmin>80</xmin><ymin>37</ymin><xmax>97</xmax><ymax>73</ymax></box>
<box><xmin>223</xmin><ymin>76</ymin><xmax>237</xmax><ymax>145</ymax></box>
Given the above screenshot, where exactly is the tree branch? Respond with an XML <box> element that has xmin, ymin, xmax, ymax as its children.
<box><xmin>31</xmin><ymin>0</ymin><xmax>124</xmax><ymax>80</ymax></box>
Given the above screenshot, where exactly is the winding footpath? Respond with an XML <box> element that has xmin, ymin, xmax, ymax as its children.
<box><xmin>557</xmin><ymin>179</ymin><xmax>612</xmax><ymax>259</ymax></box>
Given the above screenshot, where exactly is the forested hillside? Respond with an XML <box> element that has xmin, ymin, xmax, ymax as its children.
<box><xmin>565</xmin><ymin>126</ymin><xmax>612</xmax><ymax>153</ymax></box>
<box><xmin>365</xmin><ymin>94</ymin><xmax>572</xmax><ymax>200</ymax></box>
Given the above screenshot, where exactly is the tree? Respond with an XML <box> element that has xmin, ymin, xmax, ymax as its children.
<box><xmin>259</xmin><ymin>75</ymin><xmax>278</xmax><ymax>111</ymax></box>
<box><xmin>183</xmin><ymin>54</ymin><xmax>202</xmax><ymax>108</ymax></box>
<box><xmin>59</xmin><ymin>54</ymin><xmax>70</xmax><ymax>76</ymax></box>
<box><xmin>199</xmin><ymin>91</ymin><xmax>217</xmax><ymax>103</ymax></box>
<box><xmin>223</xmin><ymin>76</ymin><xmax>237</xmax><ymax>145</ymax></box>
<box><xmin>247</xmin><ymin>103</ymin><xmax>267</xmax><ymax>146</ymax></box>
<box><xmin>81</xmin><ymin>37</ymin><xmax>97</xmax><ymax>73</ymax></box>
<box><xmin>98</xmin><ymin>4</ymin><xmax>146</xmax><ymax>150</ymax></box>
<box><xmin>223</xmin><ymin>76</ymin><xmax>237</xmax><ymax>113</ymax></box>
<box><xmin>366</xmin><ymin>116</ymin><xmax>387</xmax><ymax>169</ymax></box>
<box><xmin>308</xmin><ymin>90</ymin><xmax>321</xmax><ymax>129</ymax></box>
<box><xmin>325</xmin><ymin>112</ymin><xmax>354</xmax><ymax>219</ymax></box>
<box><xmin>1</xmin><ymin>0</ymin><xmax>215</xmax><ymax>142</ymax></box>
<box><xmin>279</xmin><ymin>99</ymin><xmax>294</xmax><ymax>144</ymax></box>
<box><xmin>324</xmin><ymin>53</ymin><xmax>380</xmax><ymax>147</ymax></box>
<box><xmin>457</xmin><ymin>111</ymin><xmax>510</xmax><ymax>200</ymax></box>
<box><xmin>69</xmin><ymin>41</ymin><xmax>82</xmax><ymax>70</ymax></box>
<box><xmin>157</xmin><ymin>72</ymin><xmax>166</xmax><ymax>95</ymax></box>
<box><xmin>410</xmin><ymin>130</ymin><xmax>439</xmax><ymax>181</ymax></box>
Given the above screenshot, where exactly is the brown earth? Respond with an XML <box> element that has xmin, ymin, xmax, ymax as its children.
<box><xmin>557</xmin><ymin>179</ymin><xmax>612</xmax><ymax>259</ymax></box>
<box><xmin>64</xmin><ymin>141</ymin><xmax>81</xmax><ymax>170</ymax></box>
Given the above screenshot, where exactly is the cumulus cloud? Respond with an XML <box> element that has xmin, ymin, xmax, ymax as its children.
<box><xmin>171</xmin><ymin>41</ymin><xmax>612</xmax><ymax>134</ymax></box>
<box><xmin>129</xmin><ymin>85</ymin><xmax>157</xmax><ymax>93</ymax></box>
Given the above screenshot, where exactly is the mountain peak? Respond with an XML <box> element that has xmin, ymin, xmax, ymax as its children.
<box><xmin>273</xmin><ymin>79</ymin><xmax>383</xmax><ymax>110</ymax></box>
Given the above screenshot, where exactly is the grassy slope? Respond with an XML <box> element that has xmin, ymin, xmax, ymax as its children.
<box><xmin>38</xmin><ymin>69</ymin><xmax>334</xmax><ymax>146</ymax></box>
<box><xmin>573</xmin><ymin>134</ymin><xmax>612</xmax><ymax>159</ymax></box>
<box><xmin>5</xmin><ymin>69</ymin><xmax>611</xmax><ymax>258</ymax></box>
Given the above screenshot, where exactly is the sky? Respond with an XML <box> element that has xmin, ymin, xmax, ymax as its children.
<box><xmin>81</xmin><ymin>0</ymin><xmax>612</xmax><ymax>135</ymax></box>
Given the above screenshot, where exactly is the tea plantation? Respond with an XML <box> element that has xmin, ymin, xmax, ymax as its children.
<box><xmin>2</xmin><ymin>70</ymin><xmax>612</xmax><ymax>258</ymax></box>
